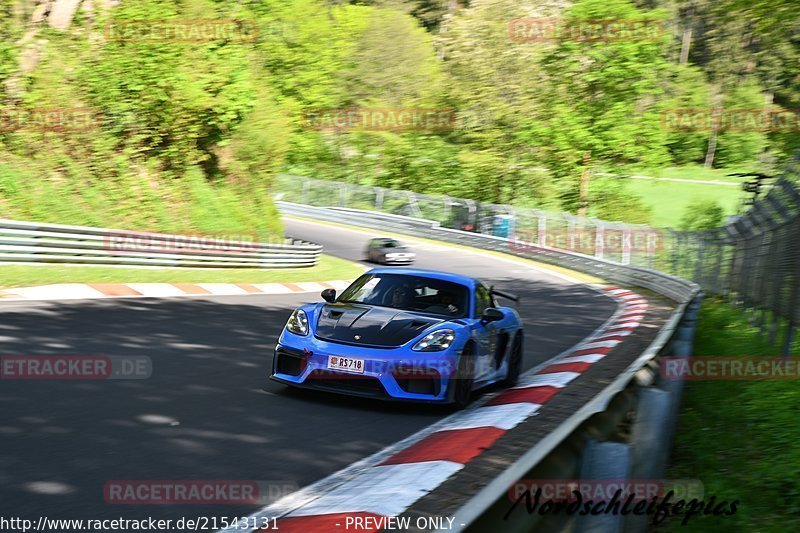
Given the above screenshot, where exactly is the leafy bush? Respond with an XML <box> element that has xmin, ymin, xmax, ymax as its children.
<box><xmin>679</xmin><ymin>199</ymin><xmax>726</xmax><ymax>230</ymax></box>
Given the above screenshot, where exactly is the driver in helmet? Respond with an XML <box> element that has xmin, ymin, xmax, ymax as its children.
<box><xmin>390</xmin><ymin>284</ymin><xmax>415</xmax><ymax>309</ymax></box>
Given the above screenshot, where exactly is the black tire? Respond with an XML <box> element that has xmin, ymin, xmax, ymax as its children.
<box><xmin>501</xmin><ymin>333</ymin><xmax>523</xmax><ymax>388</ymax></box>
<box><xmin>451</xmin><ymin>343</ymin><xmax>475</xmax><ymax>409</ymax></box>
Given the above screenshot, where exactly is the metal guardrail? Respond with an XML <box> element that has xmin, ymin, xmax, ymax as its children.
<box><xmin>0</xmin><ymin>219</ymin><xmax>322</xmax><ymax>268</ymax></box>
<box><xmin>276</xmin><ymin>174</ymin><xmax>663</xmax><ymax>267</ymax></box>
<box><xmin>276</xmin><ymin>201</ymin><xmax>701</xmax><ymax>533</ymax></box>
<box><xmin>278</xmin><ymin>203</ymin><xmax>698</xmax><ymax>303</ymax></box>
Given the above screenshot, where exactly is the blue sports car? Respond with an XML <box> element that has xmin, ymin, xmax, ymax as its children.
<box><xmin>270</xmin><ymin>268</ymin><xmax>523</xmax><ymax>408</ymax></box>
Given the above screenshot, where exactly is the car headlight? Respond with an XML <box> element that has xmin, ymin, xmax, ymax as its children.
<box><xmin>412</xmin><ymin>329</ymin><xmax>456</xmax><ymax>352</ymax></box>
<box><xmin>286</xmin><ymin>308</ymin><xmax>309</xmax><ymax>336</ymax></box>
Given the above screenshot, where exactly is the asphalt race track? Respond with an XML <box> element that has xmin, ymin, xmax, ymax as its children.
<box><xmin>0</xmin><ymin>218</ymin><xmax>616</xmax><ymax>525</ymax></box>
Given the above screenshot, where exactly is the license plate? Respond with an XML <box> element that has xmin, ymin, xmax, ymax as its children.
<box><xmin>327</xmin><ymin>355</ymin><xmax>365</xmax><ymax>374</ymax></box>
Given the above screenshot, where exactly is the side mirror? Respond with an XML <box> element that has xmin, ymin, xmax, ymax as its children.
<box><xmin>321</xmin><ymin>288</ymin><xmax>336</xmax><ymax>303</ymax></box>
<box><xmin>481</xmin><ymin>308</ymin><xmax>504</xmax><ymax>323</ymax></box>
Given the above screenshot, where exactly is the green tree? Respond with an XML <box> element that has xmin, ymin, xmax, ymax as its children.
<box><xmin>520</xmin><ymin>0</ymin><xmax>671</xmax><ymax>215</ymax></box>
<box><xmin>438</xmin><ymin>0</ymin><xmax>551</xmax><ymax>204</ymax></box>
<box><xmin>661</xmin><ymin>64</ymin><xmax>713</xmax><ymax>164</ymax></box>
<box><xmin>0</xmin><ymin>0</ymin><xmax>19</xmax><ymax>103</ymax></box>
<box><xmin>80</xmin><ymin>0</ymin><xmax>261</xmax><ymax>175</ymax></box>
<box><xmin>715</xmin><ymin>78</ymin><xmax>769</xmax><ymax>167</ymax></box>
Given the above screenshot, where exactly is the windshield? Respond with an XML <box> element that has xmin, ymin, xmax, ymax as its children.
<box><xmin>338</xmin><ymin>274</ymin><xmax>469</xmax><ymax>318</ymax></box>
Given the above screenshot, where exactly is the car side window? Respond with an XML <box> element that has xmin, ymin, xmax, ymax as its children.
<box><xmin>475</xmin><ymin>284</ymin><xmax>493</xmax><ymax>318</ymax></box>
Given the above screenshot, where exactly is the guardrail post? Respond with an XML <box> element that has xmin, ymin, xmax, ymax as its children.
<box><xmin>538</xmin><ymin>214</ymin><xmax>547</xmax><ymax>247</ymax></box>
<box><xmin>575</xmin><ymin>441</ymin><xmax>631</xmax><ymax>533</ymax></box>
<box><xmin>621</xmin><ymin>227</ymin><xmax>632</xmax><ymax>266</ymax></box>
<box><xmin>375</xmin><ymin>188</ymin><xmax>384</xmax><ymax>211</ymax></box>
<box><xmin>625</xmin><ymin>388</ymin><xmax>672</xmax><ymax>533</ymax></box>
<box><xmin>302</xmin><ymin>178</ymin><xmax>310</xmax><ymax>205</ymax></box>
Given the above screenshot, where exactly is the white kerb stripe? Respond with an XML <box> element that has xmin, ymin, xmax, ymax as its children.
<box><xmin>577</xmin><ymin>340</ymin><xmax>620</xmax><ymax>350</ymax></box>
<box><xmin>127</xmin><ymin>283</ymin><xmax>185</xmax><ymax>297</ymax></box>
<box><xmin>607</xmin><ymin>288</ymin><xmax>633</xmax><ymax>295</ymax></box>
<box><xmin>607</xmin><ymin>321</ymin><xmax>641</xmax><ymax>330</ymax></box>
<box><xmin>294</xmin><ymin>282</ymin><xmax>326</xmax><ymax>292</ymax></box>
<box><xmin>625</xmin><ymin>303</ymin><xmax>649</xmax><ymax>313</ymax></box>
<box><xmin>5</xmin><ymin>284</ymin><xmax>105</xmax><ymax>300</ymax></box>
<box><xmin>439</xmin><ymin>403</ymin><xmax>541</xmax><ymax>431</ymax></box>
<box><xmin>287</xmin><ymin>461</ymin><xmax>463</xmax><ymax>518</ymax></box>
<box><xmin>514</xmin><ymin>371</ymin><xmax>580</xmax><ymax>389</ymax></box>
<box><xmin>619</xmin><ymin>293</ymin><xmax>644</xmax><ymax>301</ymax></box>
<box><xmin>196</xmin><ymin>283</ymin><xmax>249</xmax><ymax>295</ymax></box>
<box><xmin>559</xmin><ymin>353</ymin><xmax>608</xmax><ymax>364</ymax></box>
<box><xmin>328</xmin><ymin>280</ymin><xmax>353</xmax><ymax>290</ymax></box>
<box><xmin>597</xmin><ymin>329</ymin><xmax>632</xmax><ymax>338</ymax></box>
<box><xmin>251</xmin><ymin>283</ymin><xmax>295</xmax><ymax>294</ymax></box>
<box><xmin>622</xmin><ymin>300</ymin><xmax>647</xmax><ymax>307</ymax></box>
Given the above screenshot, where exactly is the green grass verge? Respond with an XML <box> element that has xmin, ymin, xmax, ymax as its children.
<box><xmin>667</xmin><ymin>297</ymin><xmax>800</xmax><ymax>532</ymax></box>
<box><xmin>0</xmin><ymin>255</ymin><xmax>364</xmax><ymax>290</ymax></box>
<box><xmin>622</xmin><ymin>178</ymin><xmax>743</xmax><ymax>227</ymax></box>
<box><xmin>621</xmin><ymin>165</ymin><xmax>758</xmax><ymax>183</ymax></box>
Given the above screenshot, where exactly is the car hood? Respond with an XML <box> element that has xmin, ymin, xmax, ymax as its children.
<box><xmin>315</xmin><ymin>303</ymin><xmax>443</xmax><ymax>347</ymax></box>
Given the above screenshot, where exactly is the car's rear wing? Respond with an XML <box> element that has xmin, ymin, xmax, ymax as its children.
<box><xmin>489</xmin><ymin>287</ymin><xmax>519</xmax><ymax>304</ymax></box>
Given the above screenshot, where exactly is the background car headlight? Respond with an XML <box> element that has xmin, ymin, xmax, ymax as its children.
<box><xmin>286</xmin><ymin>309</ymin><xmax>309</xmax><ymax>335</ymax></box>
<box><xmin>412</xmin><ymin>329</ymin><xmax>455</xmax><ymax>351</ymax></box>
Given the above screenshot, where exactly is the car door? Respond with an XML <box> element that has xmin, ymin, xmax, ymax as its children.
<box><xmin>471</xmin><ymin>283</ymin><xmax>499</xmax><ymax>381</ymax></box>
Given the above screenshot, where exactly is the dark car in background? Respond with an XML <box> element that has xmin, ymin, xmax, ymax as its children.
<box><xmin>365</xmin><ymin>237</ymin><xmax>416</xmax><ymax>265</ymax></box>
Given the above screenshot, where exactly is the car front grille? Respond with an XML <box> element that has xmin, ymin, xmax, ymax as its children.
<box><xmin>305</xmin><ymin>370</ymin><xmax>387</xmax><ymax>398</ymax></box>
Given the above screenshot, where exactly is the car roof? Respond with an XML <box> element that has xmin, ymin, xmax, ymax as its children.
<box><xmin>364</xmin><ymin>267</ymin><xmax>476</xmax><ymax>287</ymax></box>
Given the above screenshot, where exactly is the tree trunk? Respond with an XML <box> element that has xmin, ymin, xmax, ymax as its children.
<box><xmin>679</xmin><ymin>4</ymin><xmax>694</xmax><ymax>65</ymax></box>
<box><xmin>48</xmin><ymin>0</ymin><xmax>82</xmax><ymax>30</ymax></box>
<box><xmin>704</xmin><ymin>92</ymin><xmax>723</xmax><ymax>168</ymax></box>
<box><xmin>679</xmin><ymin>26</ymin><xmax>692</xmax><ymax>65</ymax></box>
<box><xmin>704</xmin><ymin>126</ymin><xmax>717</xmax><ymax>168</ymax></box>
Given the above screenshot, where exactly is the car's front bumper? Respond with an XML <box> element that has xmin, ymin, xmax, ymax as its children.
<box><xmin>271</xmin><ymin>337</ymin><xmax>458</xmax><ymax>403</ymax></box>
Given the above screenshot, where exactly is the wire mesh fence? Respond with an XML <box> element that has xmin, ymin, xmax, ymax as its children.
<box><xmin>664</xmin><ymin>172</ymin><xmax>800</xmax><ymax>355</ymax></box>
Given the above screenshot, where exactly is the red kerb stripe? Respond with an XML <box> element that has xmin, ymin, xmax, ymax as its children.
<box><xmin>380</xmin><ymin>427</ymin><xmax>505</xmax><ymax>465</ymax></box>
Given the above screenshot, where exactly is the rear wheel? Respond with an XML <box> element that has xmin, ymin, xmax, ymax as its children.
<box><xmin>451</xmin><ymin>344</ymin><xmax>475</xmax><ymax>409</ymax></box>
<box><xmin>501</xmin><ymin>334</ymin><xmax>523</xmax><ymax>388</ymax></box>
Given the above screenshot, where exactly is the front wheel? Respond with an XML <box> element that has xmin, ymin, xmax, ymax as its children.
<box><xmin>451</xmin><ymin>344</ymin><xmax>475</xmax><ymax>409</ymax></box>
